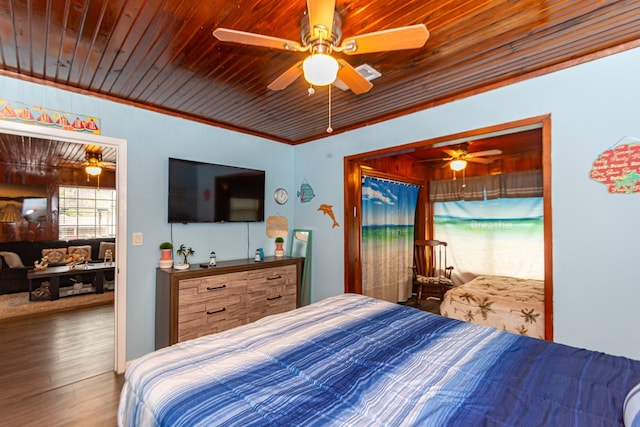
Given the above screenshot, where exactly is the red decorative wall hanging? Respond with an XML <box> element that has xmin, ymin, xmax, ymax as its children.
<box><xmin>590</xmin><ymin>138</ymin><xmax>640</xmax><ymax>194</ymax></box>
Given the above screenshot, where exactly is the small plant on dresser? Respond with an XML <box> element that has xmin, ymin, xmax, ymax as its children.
<box><xmin>175</xmin><ymin>244</ymin><xmax>195</xmax><ymax>270</ymax></box>
<box><xmin>158</xmin><ymin>242</ymin><xmax>174</xmax><ymax>269</ymax></box>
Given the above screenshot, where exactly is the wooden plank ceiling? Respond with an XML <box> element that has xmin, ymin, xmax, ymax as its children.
<box><xmin>0</xmin><ymin>0</ymin><xmax>638</xmax><ymax>147</ymax></box>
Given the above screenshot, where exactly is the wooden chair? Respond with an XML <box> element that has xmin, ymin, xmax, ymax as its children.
<box><xmin>413</xmin><ymin>239</ymin><xmax>454</xmax><ymax>302</ymax></box>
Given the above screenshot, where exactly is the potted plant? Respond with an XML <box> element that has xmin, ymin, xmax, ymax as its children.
<box><xmin>274</xmin><ymin>237</ymin><xmax>285</xmax><ymax>257</ymax></box>
<box><xmin>175</xmin><ymin>244</ymin><xmax>195</xmax><ymax>269</ymax></box>
<box><xmin>158</xmin><ymin>242</ymin><xmax>174</xmax><ymax>269</ymax></box>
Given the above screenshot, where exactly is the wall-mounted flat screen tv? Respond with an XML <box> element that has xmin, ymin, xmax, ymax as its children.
<box><xmin>168</xmin><ymin>158</ymin><xmax>265</xmax><ymax>223</ymax></box>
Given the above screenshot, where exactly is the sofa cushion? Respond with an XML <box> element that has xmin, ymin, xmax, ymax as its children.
<box><xmin>0</xmin><ymin>251</ymin><xmax>25</xmax><ymax>268</ymax></box>
<box><xmin>68</xmin><ymin>245</ymin><xmax>92</xmax><ymax>261</ymax></box>
<box><xmin>41</xmin><ymin>248</ymin><xmax>67</xmax><ymax>264</ymax></box>
<box><xmin>98</xmin><ymin>242</ymin><xmax>116</xmax><ymax>260</ymax></box>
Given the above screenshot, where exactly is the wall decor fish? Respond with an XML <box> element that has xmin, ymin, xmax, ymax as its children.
<box><xmin>318</xmin><ymin>204</ymin><xmax>340</xmax><ymax>228</ymax></box>
<box><xmin>298</xmin><ymin>180</ymin><xmax>315</xmax><ymax>203</ymax></box>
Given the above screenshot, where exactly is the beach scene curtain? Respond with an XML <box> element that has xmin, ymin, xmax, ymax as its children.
<box><xmin>361</xmin><ymin>176</ymin><xmax>419</xmax><ymax>303</ymax></box>
<box><xmin>434</xmin><ymin>197</ymin><xmax>544</xmax><ymax>283</ymax></box>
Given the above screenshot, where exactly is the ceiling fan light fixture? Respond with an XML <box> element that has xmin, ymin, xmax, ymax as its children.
<box><xmin>303</xmin><ymin>53</ymin><xmax>339</xmax><ymax>86</ymax></box>
<box><xmin>450</xmin><ymin>159</ymin><xmax>467</xmax><ymax>171</ymax></box>
<box><xmin>85</xmin><ymin>163</ymin><xmax>102</xmax><ymax>176</ymax></box>
<box><xmin>85</xmin><ymin>152</ymin><xmax>103</xmax><ymax>176</ymax></box>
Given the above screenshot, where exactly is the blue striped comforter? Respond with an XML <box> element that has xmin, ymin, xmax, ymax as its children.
<box><xmin>119</xmin><ymin>294</ymin><xmax>640</xmax><ymax>426</ymax></box>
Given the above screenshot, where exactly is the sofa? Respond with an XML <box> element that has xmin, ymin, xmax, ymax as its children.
<box><xmin>0</xmin><ymin>238</ymin><xmax>115</xmax><ymax>294</ymax></box>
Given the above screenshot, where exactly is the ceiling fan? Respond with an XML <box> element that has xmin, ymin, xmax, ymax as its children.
<box><xmin>212</xmin><ymin>0</ymin><xmax>429</xmax><ymax>94</ymax></box>
<box><xmin>424</xmin><ymin>144</ymin><xmax>503</xmax><ymax>171</ymax></box>
<box><xmin>84</xmin><ymin>149</ymin><xmax>115</xmax><ymax>176</ymax></box>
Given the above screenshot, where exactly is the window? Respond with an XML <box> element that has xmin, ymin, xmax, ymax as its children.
<box><xmin>58</xmin><ymin>186</ymin><xmax>116</xmax><ymax>239</ymax></box>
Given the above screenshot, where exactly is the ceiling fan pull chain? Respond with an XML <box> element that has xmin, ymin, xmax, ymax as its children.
<box><xmin>327</xmin><ymin>84</ymin><xmax>333</xmax><ymax>133</ymax></box>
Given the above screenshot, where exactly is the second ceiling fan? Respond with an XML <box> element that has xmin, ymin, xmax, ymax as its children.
<box><xmin>425</xmin><ymin>144</ymin><xmax>503</xmax><ymax>171</ymax></box>
<box><xmin>212</xmin><ymin>0</ymin><xmax>429</xmax><ymax>94</ymax></box>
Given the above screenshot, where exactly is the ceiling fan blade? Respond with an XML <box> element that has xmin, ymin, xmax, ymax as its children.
<box><xmin>442</xmin><ymin>148</ymin><xmax>461</xmax><ymax>157</ymax></box>
<box><xmin>267</xmin><ymin>62</ymin><xmax>303</xmax><ymax>91</ymax></box>
<box><xmin>213</xmin><ymin>28</ymin><xmax>303</xmax><ymax>51</ymax></box>
<box><xmin>417</xmin><ymin>157</ymin><xmax>451</xmax><ymax>163</ymax></box>
<box><xmin>340</xmin><ymin>24</ymin><xmax>429</xmax><ymax>55</ymax></box>
<box><xmin>468</xmin><ymin>149</ymin><xmax>503</xmax><ymax>157</ymax></box>
<box><xmin>337</xmin><ymin>59</ymin><xmax>373</xmax><ymax>94</ymax></box>
<box><xmin>467</xmin><ymin>157</ymin><xmax>494</xmax><ymax>164</ymax></box>
<box><xmin>307</xmin><ymin>0</ymin><xmax>335</xmax><ymax>40</ymax></box>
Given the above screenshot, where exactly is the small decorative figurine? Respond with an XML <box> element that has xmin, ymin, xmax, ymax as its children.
<box><xmin>31</xmin><ymin>281</ymin><xmax>51</xmax><ymax>300</ymax></box>
<box><xmin>104</xmin><ymin>249</ymin><xmax>113</xmax><ymax>265</ymax></box>
<box><xmin>209</xmin><ymin>251</ymin><xmax>216</xmax><ymax>267</ymax></box>
<box><xmin>34</xmin><ymin>256</ymin><xmax>49</xmax><ymax>271</ymax></box>
<box><xmin>175</xmin><ymin>244</ymin><xmax>195</xmax><ymax>270</ymax></box>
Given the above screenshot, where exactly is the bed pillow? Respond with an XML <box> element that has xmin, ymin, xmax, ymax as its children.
<box><xmin>68</xmin><ymin>245</ymin><xmax>92</xmax><ymax>261</ymax></box>
<box><xmin>624</xmin><ymin>382</ymin><xmax>640</xmax><ymax>427</ymax></box>
<box><xmin>41</xmin><ymin>248</ymin><xmax>68</xmax><ymax>264</ymax></box>
<box><xmin>98</xmin><ymin>242</ymin><xmax>115</xmax><ymax>260</ymax></box>
<box><xmin>0</xmin><ymin>251</ymin><xmax>26</xmax><ymax>268</ymax></box>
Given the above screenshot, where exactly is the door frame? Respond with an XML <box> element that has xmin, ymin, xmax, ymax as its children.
<box><xmin>344</xmin><ymin>115</ymin><xmax>553</xmax><ymax>340</ymax></box>
<box><xmin>0</xmin><ymin>120</ymin><xmax>128</xmax><ymax>372</ymax></box>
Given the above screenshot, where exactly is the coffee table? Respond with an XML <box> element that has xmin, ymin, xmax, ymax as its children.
<box><xmin>27</xmin><ymin>262</ymin><xmax>116</xmax><ymax>301</ymax></box>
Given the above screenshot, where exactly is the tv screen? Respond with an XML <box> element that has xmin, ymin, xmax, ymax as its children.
<box><xmin>21</xmin><ymin>197</ymin><xmax>48</xmax><ymax>221</ymax></box>
<box><xmin>168</xmin><ymin>158</ymin><xmax>265</xmax><ymax>223</ymax></box>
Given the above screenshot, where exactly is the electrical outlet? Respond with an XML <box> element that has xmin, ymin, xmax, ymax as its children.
<box><xmin>133</xmin><ymin>232</ymin><xmax>143</xmax><ymax>246</ymax></box>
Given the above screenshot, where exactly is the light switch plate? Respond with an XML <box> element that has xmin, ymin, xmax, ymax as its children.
<box><xmin>133</xmin><ymin>232</ymin><xmax>143</xmax><ymax>246</ymax></box>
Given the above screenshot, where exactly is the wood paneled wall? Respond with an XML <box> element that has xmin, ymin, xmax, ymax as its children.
<box><xmin>0</xmin><ymin>164</ymin><xmax>115</xmax><ymax>242</ymax></box>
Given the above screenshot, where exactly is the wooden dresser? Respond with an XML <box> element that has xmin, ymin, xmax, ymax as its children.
<box><xmin>155</xmin><ymin>256</ymin><xmax>302</xmax><ymax>349</ymax></box>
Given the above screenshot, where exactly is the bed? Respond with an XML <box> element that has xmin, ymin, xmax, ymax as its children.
<box><xmin>119</xmin><ymin>293</ymin><xmax>640</xmax><ymax>426</ymax></box>
<box><xmin>440</xmin><ymin>275</ymin><xmax>545</xmax><ymax>339</ymax></box>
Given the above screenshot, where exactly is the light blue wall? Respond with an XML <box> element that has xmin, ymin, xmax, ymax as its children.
<box><xmin>293</xmin><ymin>46</ymin><xmax>640</xmax><ymax>360</ymax></box>
<box><xmin>0</xmin><ymin>76</ymin><xmax>294</xmax><ymax>359</ymax></box>
<box><xmin>2</xmin><ymin>45</ymin><xmax>638</xmax><ymax>361</ymax></box>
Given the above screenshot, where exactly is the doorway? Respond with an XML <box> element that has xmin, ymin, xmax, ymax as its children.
<box><xmin>0</xmin><ymin>119</ymin><xmax>128</xmax><ymax>372</ymax></box>
<box><xmin>344</xmin><ymin>115</ymin><xmax>553</xmax><ymax>340</ymax></box>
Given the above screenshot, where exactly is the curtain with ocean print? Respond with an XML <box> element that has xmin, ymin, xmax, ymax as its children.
<box><xmin>434</xmin><ymin>197</ymin><xmax>544</xmax><ymax>283</ymax></box>
<box><xmin>361</xmin><ymin>176</ymin><xmax>419</xmax><ymax>303</ymax></box>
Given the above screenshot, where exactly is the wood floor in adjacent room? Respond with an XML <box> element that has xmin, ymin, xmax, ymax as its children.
<box><xmin>401</xmin><ymin>296</ymin><xmax>442</xmax><ymax>315</ymax></box>
<box><xmin>0</xmin><ymin>304</ymin><xmax>123</xmax><ymax>426</ymax></box>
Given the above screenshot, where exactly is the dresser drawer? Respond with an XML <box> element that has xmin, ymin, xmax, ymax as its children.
<box><xmin>179</xmin><ymin>271</ymin><xmax>248</xmax><ymax>297</ymax></box>
<box><xmin>177</xmin><ymin>272</ymin><xmax>248</xmax><ymax>342</ymax></box>
<box><xmin>178</xmin><ymin>294</ymin><xmax>246</xmax><ymax>342</ymax></box>
<box><xmin>247</xmin><ymin>265</ymin><xmax>296</xmax><ymax>290</ymax></box>
<box><xmin>246</xmin><ymin>265</ymin><xmax>297</xmax><ymax>322</ymax></box>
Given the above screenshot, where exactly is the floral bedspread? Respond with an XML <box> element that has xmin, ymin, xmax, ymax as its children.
<box><xmin>440</xmin><ymin>275</ymin><xmax>544</xmax><ymax>339</ymax></box>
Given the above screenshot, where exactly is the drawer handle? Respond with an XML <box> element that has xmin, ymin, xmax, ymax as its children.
<box><xmin>206</xmin><ymin>284</ymin><xmax>227</xmax><ymax>291</ymax></box>
<box><xmin>267</xmin><ymin>295</ymin><xmax>282</xmax><ymax>301</ymax></box>
<box><xmin>267</xmin><ymin>275</ymin><xmax>282</xmax><ymax>280</ymax></box>
<box><xmin>207</xmin><ymin>307</ymin><xmax>226</xmax><ymax>315</ymax></box>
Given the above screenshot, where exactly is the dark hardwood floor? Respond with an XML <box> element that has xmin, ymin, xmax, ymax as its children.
<box><xmin>0</xmin><ymin>297</ymin><xmax>439</xmax><ymax>426</ymax></box>
<box><xmin>401</xmin><ymin>296</ymin><xmax>441</xmax><ymax>315</ymax></box>
<box><xmin>0</xmin><ymin>303</ymin><xmax>123</xmax><ymax>426</ymax></box>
